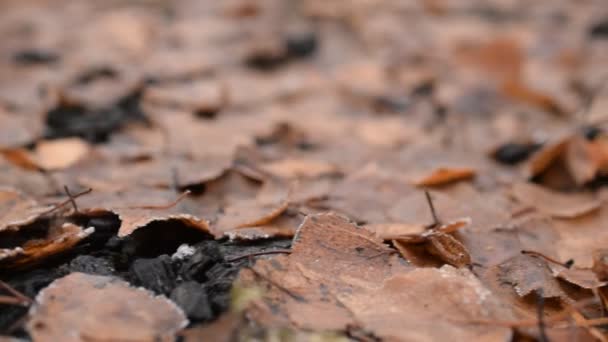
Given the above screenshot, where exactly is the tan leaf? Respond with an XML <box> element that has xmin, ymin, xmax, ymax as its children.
<box><xmin>33</xmin><ymin>138</ymin><xmax>90</xmax><ymax>170</ymax></box>
<box><xmin>510</xmin><ymin>182</ymin><xmax>599</xmax><ymax>219</ymax></box>
<box><xmin>27</xmin><ymin>273</ymin><xmax>188</xmax><ymax>342</ymax></box>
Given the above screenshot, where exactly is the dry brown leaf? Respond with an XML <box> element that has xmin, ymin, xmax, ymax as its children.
<box><xmin>214</xmin><ymin>181</ymin><xmax>291</xmax><ymax>237</ymax></box>
<box><xmin>426</xmin><ymin>232</ymin><xmax>472</xmax><ymax>268</ymax></box>
<box><xmin>239</xmin><ymin>213</ymin><xmax>513</xmax><ymax>340</ymax></box>
<box><xmin>498</xmin><ymin>254</ymin><xmax>565</xmax><ymax>298</ymax></box>
<box><xmin>77</xmin><ymin>189</ymin><xmax>211</xmax><ymax>237</ymax></box>
<box><xmin>364</xmin><ymin>222</ymin><xmax>426</xmax><ymax>240</ymax></box>
<box><xmin>550</xmin><ymin>265</ymin><xmax>607</xmax><ymax>290</ymax></box>
<box><xmin>1</xmin><ymin>138</ymin><xmax>90</xmax><ymax>171</ymax></box>
<box><xmin>526</xmin><ymin>137</ymin><xmax>569</xmax><ymax>179</ymax></box>
<box><xmin>592</xmin><ymin>249</ymin><xmax>608</xmax><ymax>281</ymax></box>
<box><xmin>510</xmin><ymin>182</ymin><xmax>599</xmax><ymax>219</ymax></box>
<box><xmin>259</xmin><ymin>158</ymin><xmax>339</xmax><ymax>179</ymax></box>
<box><xmin>411</xmin><ymin>167</ymin><xmax>476</xmax><ymax>187</ymax></box>
<box><xmin>0</xmin><ymin>188</ymin><xmax>52</xmax><ymax>232</ymax></box>
<box><xmin>27</xmin><ymin>272</ymin><xmax>188</xmax><ymax>342</ymax></box>
<box><xmin>0</xmin><ymin>223</ymin><xmax>94</xmax><ymax>269</ymax></box>
<box><xmin>565</xmin><ymin>136</ymin><xmax>603</xmax><ymax>185</ymax></box>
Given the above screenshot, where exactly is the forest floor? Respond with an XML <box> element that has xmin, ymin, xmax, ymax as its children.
<box><xmin>2</xmin><ymin>0</ymin><xmax>608</xmax><ymax>341</ymax></box>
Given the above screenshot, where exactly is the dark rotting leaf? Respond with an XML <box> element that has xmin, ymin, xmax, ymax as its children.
<box><xmin>581</xmin><ymin>125</ymin><xmax>603</xmax><ymax>141</ymax></box>
<box><xmin>285</xmin><ymin>31</ymin><xmax>318</xmax><ymax>58</ymax></box>
<box><xmin>492</xmin><ymin>142</ymin><xmax>542</xmax><ymax>165</ymax></box>
<box><xmin>73</xmin><ymin>66</ymin><xmax>118</xmax><ymax>85</ymax></box>
<box><xmin>12</xmin><ymin>49</ymin><xmax>59</xmax><ymax>65</ymax></box>
<box><xmin>129</xmin><ymin>255</ymin><xmax>176</xmax><ymax>295</ymax></box>
<box><xmin>44</xmin><ymin>88</ymin><xmax>147</xmax><ymax>143</ymax></box>
<box><xmin>170</xmin><ymin>281</ymin><xmax>214</xmax><ymax>322</ymax></box>
<box><xmin>589</xmin><ymin>18</ymin><xmax>608</xmax><ymax>39</ymax></box>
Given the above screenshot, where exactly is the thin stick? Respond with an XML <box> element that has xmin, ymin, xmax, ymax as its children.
<box><xmin>226</xmin><ymin>249</ymin><xmax>292</xmax><ymax>262</ymax></box>
<box><xmin>522</xmin><ymin>250</ymin><xmax>572</xmax><ymax>268</ymax></box>
<box><xmin>0</xmin><ymin>280</ymin><xmax>31</xmax><ymax>304</ymax></box>
<box><xmin>0</xmin><ymin>295</ymin><xmax>27</xmax><ymax>306</ymax></box>
<box><xmin>536</xmin><ymin>289</ymin><xmax>549</xmax><ymax>342</ymax></box>
<box><xmin>41</xmin><ymin>187</ymin><xmax>92</xmax><ymax>215</ymax></box>
<box><xmin>424</xmin><ymin>190</ymin><xmax>440</xmax><ymax>228</ymax></box>
<box><xmin>63</xmin><ymin>185</ymin><xmax>79</xmax><ymax>213</ymax></box>
<box><xmin>127</xmin><ymin>190</ymin><xmax>191</xmax><ymax>210</ymax></box>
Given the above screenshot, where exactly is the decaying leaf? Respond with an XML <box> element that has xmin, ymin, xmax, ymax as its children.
<box><xmin>27</xmin><ymin>272</ymin><xmax>188</xmax><ymax>342</ymax></box>
<box><xmin>0</xmin><ymin>223</ymin><xmax>94</xmax><ymax>269</ymax></box>
<box><xmin>510</xmin><ymin>182</ymin><xmax>600</xmax><ymax>219</ymax></box>
<box><xmin>498</xmin><ymin>254</ymin><xmax>565</xmax><ymax>298</ymax></box>
<box><xmin>239</xmin><ymin>213</ymin><xmax>513</xmax><ymax>340</ymax></box>
<box><xmin>411</xmin><ymin>167</ymin><xmax>476</xmax><ymax>187</ymax></box>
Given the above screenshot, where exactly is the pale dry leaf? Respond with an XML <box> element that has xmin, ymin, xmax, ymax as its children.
<box><xmin>34</xmin><ymin>138</ymin><xmax>90</xmax><ymax>170</ymax></box>
<box><xmin>27</xmin><ymin>272</ymin><xmax>188</xmax><ymax>342</ymax></box>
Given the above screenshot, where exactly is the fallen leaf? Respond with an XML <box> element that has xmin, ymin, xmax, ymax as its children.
<box><xmin>497</xmin><ymin>254</ymin><xmax>565</xmax><ymax>298</ymax></box>
<box><xmin>0</xmin><ymin>223</ymin><xmax>94</xmax><ymax>269</ymax></box>
<box><xmin>592</xmin><ymin>249</ymin><xmax>608</xmax><ymax>281</ymax></box>
<box><xmin>551</xmin><ymin>265</ymin><xmax>607</xmax><ymax>290</ymax></box>
<box><xmin>239</xmin><ymin>213</ymin><xmax>513</xmax><ymax>340</ymax></box>
<box><xmin>411</xmin><ymin>167</ymin><xmax>476</xmax><ymax>187</ymax></box>
<box><xmin>525</xmin><ymin>137</ymin><xmax>569</xmax><ymax>179</ymax></box>
<box><xmin>259</xmin><ymin>158</ymin><xmax>339</xmax><ymax>179</ymax></box>
<box><xmin>27</xmin><ymin>272</ymin><xmax>188</xmax><ymax>342</ymax></box>
<box><xmin>510</xmin><ymin>182</ymin><xmax>599</xmax><ymax>219</ymax></box>
<box><xmin>76</xmin><ymin>189</ymin><xmax>211</xmax><ymax>237</ymax></box>
<box><xmin>0</xmin><ymin>188</ymin><xmax>52</xmax><ymax>232</ymax></box>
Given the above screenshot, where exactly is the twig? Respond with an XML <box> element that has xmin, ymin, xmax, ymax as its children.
<box><xmin>522</xmin><ymin>250</ymin><xmax>573</xmax><ymax>268</ymax></box>
<box><xmin>0</xmin><ymin>280</ymin><xmax>31</xmax><ymax>304</ymax></box>
<box><xmin>424</xmin><ymin>190</ymin><xmax>440</xmax><ymax>228</ymax></box>
<box><xmin>127</xmin><ymin>190</ymin><xmax>191</xmax><ymax>210</ymax></box>
<box><xmin>247</xmin><ymin>266</ymin><xmax>306</xmax><ymax>302</ymax></box>
<box><xmin>63</xmin><ymin>185</ymin><xmax>79</xmax><ymax>213</ymax></box>
<box><xmin>536</xmin><ymin>289</ymin><xmax>549</xmax><ymax>342</ymax></box>
<box><xmin>0</xmin><ymin>296</ymin><xmax>27</xmax><ymax>306</ymax></box>
<box><xmin>226</xmin><ymin>249</ymin><xmax>292</xmax><ymax>262</ymax></box>
<box><xmin>41</xmin><ymin>187</ymin><xmax>92</xmax><ymax>216</ymax></box>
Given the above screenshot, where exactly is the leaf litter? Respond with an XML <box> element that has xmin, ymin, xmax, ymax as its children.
<box><xmin>2</xmin><ymin>0</ymin><xmax>608</xmax><ymax>341</ymax></box>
